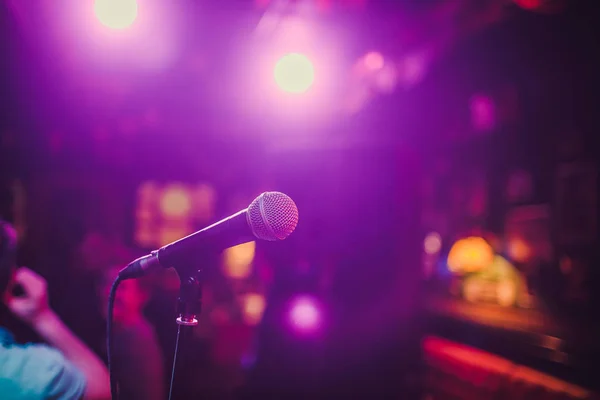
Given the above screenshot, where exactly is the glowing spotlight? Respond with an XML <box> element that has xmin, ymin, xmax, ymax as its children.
<box><xmin>160</xmin><ymin>185</ymin><xmax>191</xmax><ymax>219</ymax></box>
<box><xmin>274</xmin><ymin>53</ymin><xmax>315</xmax><ymax>94</ymax></box>
<box><xmin>94</xmin><ymin>0</ymin><xmax>138</xmax><ymax>30</ymax></box>
<box><xmin>289</xmin><ymin>296</ymin><xmax>321</xmax><ymax>333</ymax></box>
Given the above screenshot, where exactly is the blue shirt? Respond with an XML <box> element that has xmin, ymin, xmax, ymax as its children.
<box><xmin>0</xmin><ymin>327</ymin><xmax>86</xmax><ymax>400</ymax></box>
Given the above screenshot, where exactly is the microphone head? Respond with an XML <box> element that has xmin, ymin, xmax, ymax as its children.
<box><xmin>247</xmin><ymin>192</ymin><xmax>299</xmax><ymax>241</ymax></box>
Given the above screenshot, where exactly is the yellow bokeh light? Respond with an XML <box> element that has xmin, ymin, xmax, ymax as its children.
<box><xmin>242</xmin><ymin>293</ymin><xmax>266</xmax><ymax>326</ymax></box>
<box><xmin>447</xmin><ymin>237</ymin><xmax>494</xmax><ymax>274</ymax></box>
<box><xmin>160</xmin><ymin>185</ymin><xmax>192</xmax><ymax>219</ymax></box>
<box><xmin>223</xmin><ymin>241</ymin><xmax>256</xmax><ymax>279</ymax></box>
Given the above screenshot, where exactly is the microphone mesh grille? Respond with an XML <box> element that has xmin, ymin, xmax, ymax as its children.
<box><xmin>247</xmin><ymin>192</ymin><xmax>299</xmax><ymax>241</ymax></box>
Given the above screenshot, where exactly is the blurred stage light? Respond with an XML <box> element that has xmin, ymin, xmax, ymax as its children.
<box><xmin>515</xmin><ymin>0</ymin><xmax>543</xmax><ymax>8</ymax></box>
<box><xmin>160</xmin><ymin>185</ymin><xmax>192</xmax><ymax>219</ymax></box>
<box><xmin>373</xmin><ymin>63</ymin><xmax>399</xmax><ymax>94</ymax></box>
<box><xmin>364</xmin><ymin>51</ymin><xmax>384</xmax><ymax>71</ymax></box>
<box><xmin>94</xmin><ymin>0</ymin><xmax>138</xmax><ymax>30</ymax></box>
<box><xmin>136</xmin><ymin>182</ymin><xmax>215</xmax><ymax>248</ymax></box>
<box><xmin>242</xmin><ymin>293</ymin><xmax>266</xmax><ymax>326</ymax></box>
<box><xmin>289</xmin><ymin>296</ymin><xmax>321</xmax><ymax>333</ymax></box>
<box><xmin>513</xmin><ymin>0</ymin><xmax>566</xmax><ymax>13</ymax></box>
<box><xmin>274</xmin><ymin>53</ymin><xmax>315</xmax><ymax>94</ymax></box>
<box><xmin>399</xmin><ymin>53</ymin><xmax>427</xmax><ymax>87</ymax></box>
<box><xmin>470</xmin><ymin>94</ymin><xmax>497</xmax><ymax>132</ymax></box>
<box><xmin>424</xmin><ymin>232</ymin><xmax>442</xmax><ymax>255</ymax></box>
<box><xmin>447</xmin><ymin>237</ymin><xmax>494</xmax><ymax>274</ymax></box>
<box><xmin>507</xmin><ymin>237</ymin><xmax>532</xmax><ymax>263</ymax></box>
<box><xmin>223</xmin><ymin>241</ymin><xmax>256</xmax><ymax>279</ymax></box>
<box><xmin>497</xmin><ymin>279</ymin><xmax>518</xmax><ymax>307</ymax></box>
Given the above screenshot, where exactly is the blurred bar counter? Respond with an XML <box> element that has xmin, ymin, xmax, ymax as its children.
<box><xmin>422</xmin><ymin>336</ymin><xmax>597</xmax><ymax>400</ymax></box>
<box><xmin>423</xmin><ymin>296</ymin><xmax>600</xmax><ymax>393</ymax></box>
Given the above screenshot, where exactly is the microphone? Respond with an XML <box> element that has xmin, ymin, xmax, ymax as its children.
<box><xmin>119</xmin><ymin>191</ymin><xmax>299</xmax><ymax>280</ymax></box>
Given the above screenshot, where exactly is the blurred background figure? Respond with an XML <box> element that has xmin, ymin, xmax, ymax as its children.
<box><xmin>97</xmin><ymin>266</ymin><xmax>165</xmax><ymax>400</ymax></box>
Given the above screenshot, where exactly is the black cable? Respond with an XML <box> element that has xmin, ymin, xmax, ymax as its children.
<box><xmin>107</xmin><ymin>276</ymin><xmax>122</xmax><ymax>400</ymax></box>
<box><xmin>168</xmin><ymin>324</ymin><xmax>182</xmax><ymax>400</ymax></box>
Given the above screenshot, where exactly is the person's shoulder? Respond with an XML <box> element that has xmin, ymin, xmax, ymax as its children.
<box><xmin>0</xmin><ymin>342</ymin><xmax>86</xmax><ymax>399</ymax></box>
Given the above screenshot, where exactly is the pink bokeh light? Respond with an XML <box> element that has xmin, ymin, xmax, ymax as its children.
<box><xmin>289</xmin><ymin>296</ymin><xmax>321</xmax><ymax>333</ymax></box>
<box><xmin>470</xmin><ymin>94</ymin><xmax>497</xmax><ymax>132</ymax></box>
<box><xmin>364</xmin><ymin>51</ymin><xmax>384</xmax><ymax>71</ymax></box>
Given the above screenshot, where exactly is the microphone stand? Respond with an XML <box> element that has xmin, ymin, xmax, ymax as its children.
<box><xmin>168</xmin><ymin>265</ymin><xmax>203</xmax><ymax>400</ymax></box>
<box><xmin>176</xmin><ymin>269</ymin><xmax>202</xmax><ymax>326</ymax></box>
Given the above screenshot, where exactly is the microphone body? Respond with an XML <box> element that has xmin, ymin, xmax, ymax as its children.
<box><xmin>120</xmin><ymin>209</ymin><xmax>254</xmax><ymax>279</ymax></box>
<box><xmin>119</xmin><ymin>191</ymin><xmax>299</xmax><ymax>280</ymax></box>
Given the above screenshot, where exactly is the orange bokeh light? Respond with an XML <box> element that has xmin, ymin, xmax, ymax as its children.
<box><xmin>223</xmin><ymin>241</ymin><xmax>256</xmax><ymax>279</ymax></box>
<box><xmin>447</xmin><ymin>237</ymin><xmax>494</xmax><ymax>274</ymax></box>
<box><xmin>242</xmin><ymin>293</ymin><xmax>266</xmax><ymax>326</ymax></box>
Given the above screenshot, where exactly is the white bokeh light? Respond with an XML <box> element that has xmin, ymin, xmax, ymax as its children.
<box><xmin>273</xmin><ymin>53</ymin><xmax>315</xmax><ymax>94</ymax></box>
<box><xmin>94</xmin><ymin>0</ymin><xmax>138</xmax><ymax>30</ymax></box>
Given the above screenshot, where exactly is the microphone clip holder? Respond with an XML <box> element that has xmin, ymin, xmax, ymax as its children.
<box><xmin>174</xmin><ymin>265</ymin><xmax>203</xmax><ymax>326</ymax></box>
